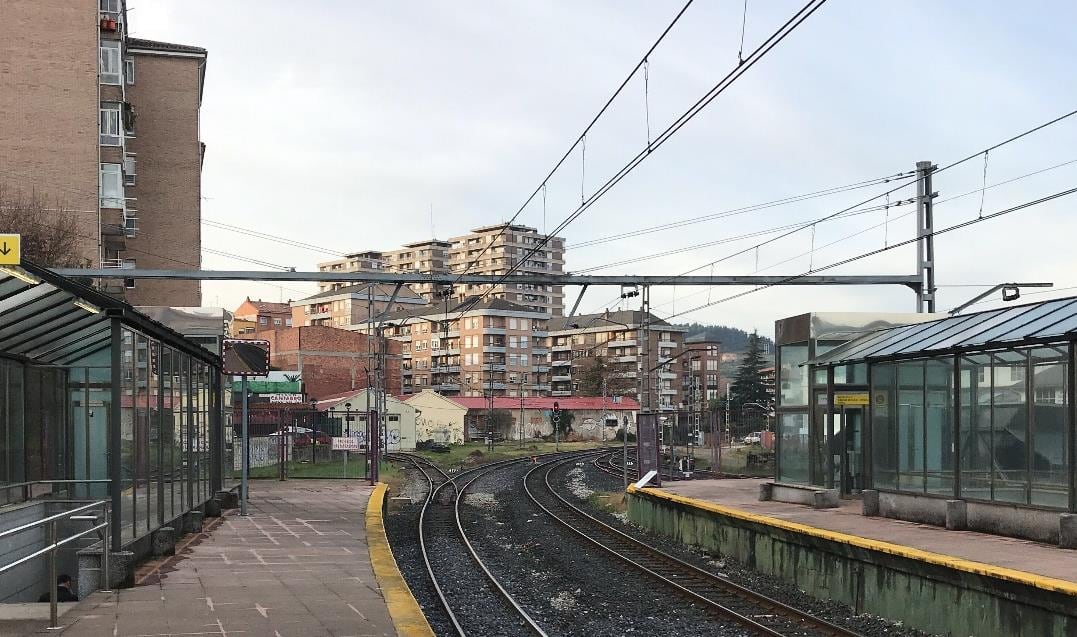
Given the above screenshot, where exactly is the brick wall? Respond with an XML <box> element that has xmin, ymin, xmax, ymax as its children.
<box><xmin>0</xmin><ymin>0</ymin><xmax>100</xmax><ymax>263</ymax></box>
<box><xmin>240</xmin><ymin>326</ymin><xmax>401</xmax><ymax>399</ymax></box>
<box><xmin>124</xmin><ymin>52</ymin><xmax>203</xmax><ymax>306</ymax></box>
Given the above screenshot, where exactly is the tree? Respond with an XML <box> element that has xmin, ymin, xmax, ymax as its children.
<box><xmin>485</xmin><ymin>409</ymin><xmax>514</xmax><ymax>437</ymax></box>
<box><xmin>577</xmin><ymin>356</ymin><xmax>634</xmax><ymax>397</ymax></box>
<box><xmin>0</xmin><ymin>184</ymin><xmax>87</xmax><ymax>267</ymax></box>
<box><xmin>551</xmin><ymin>410</ymin><xmax>574</xmax><ymax>437</ymax></box>
<box><xmin>728</xmin><ymin>331</ymin><xmax>770</xmax><ymax>419</ymax></box>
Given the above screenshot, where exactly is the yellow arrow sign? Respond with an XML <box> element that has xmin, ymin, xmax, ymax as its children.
<box><xmin>0</xmin><ymin>234</ymin><xmax>20</xmax><ymax>265</ymax></box>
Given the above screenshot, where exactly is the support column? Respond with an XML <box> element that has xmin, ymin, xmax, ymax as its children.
<box><xmin>915</xmin><ymin>160</ymin><xmax>938</xmax><ymax>313</ymax></box>
<box><xmin>109</xmin><ymin>316</ymin><xmax>123</xmax><ymax>552</ymax></box>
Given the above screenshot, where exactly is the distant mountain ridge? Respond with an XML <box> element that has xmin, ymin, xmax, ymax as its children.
<box><xmin>677</xmin><ymin>323</ymin><xmax>774</xmax><ymax>354</ymax></box>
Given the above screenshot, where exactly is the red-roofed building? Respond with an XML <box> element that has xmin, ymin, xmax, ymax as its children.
<box><xmin>412</xmin><ymin>392</ymin><xmax>639</xmax><ymax>441</ymax></box>
<box><xmin>233</xmin><ymin>297</ymin><xmax>293</xmax><ymax>333</ymax></box>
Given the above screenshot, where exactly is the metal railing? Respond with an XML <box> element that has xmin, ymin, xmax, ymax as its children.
<box><xmin>1</xmin><ymin>480</ymin><xmax>112</xmax><ymax>507</ymax></box>
<box><xmin>0</xmin><ymin>500</ymin><xmax>111</xmax><ymax>629</ymax></box>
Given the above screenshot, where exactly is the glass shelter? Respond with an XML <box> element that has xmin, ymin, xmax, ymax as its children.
<box><xmin>0</xmin><ymin>262</ymin><xmax>231</xmax><ymax>553</ymax></box>
<box><xmin>808</xmin><ymin>297</ymin><xmax>1077</xmax><ymax>538</ymax></box>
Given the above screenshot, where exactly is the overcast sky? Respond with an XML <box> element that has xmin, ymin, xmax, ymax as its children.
<box><xmin>131</xmin><ymin>1</ymin><xmax>1077</xmax><ymax>337</ymax></box>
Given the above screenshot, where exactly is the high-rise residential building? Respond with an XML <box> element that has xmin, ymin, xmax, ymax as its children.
<box><xmin>316</xmin><ymin>224</ymin><xmax>566</xmax><ymax>314</ymax></box>
<box><xmin>448</xmin><ymin>224</ymin><xmax>565</xmax><ymax>316</ymax></box>
<box><xmin>291</xmin><ymin>284</ymin><xmax>426</xmax><ymax>330</ymax></box>
<box><xmin>682</xmin><ymin>339</ymin><xmax>723</xmax><ymax>409</ymax></box>
<box><xmin>548</xmin><ymin>311</ymin><xmax>688</xmax><ymax>411</ymax></box>
<box><xmin>379</xmin><ymin>297</ymin><xmax>551</xmax><ymax>398</ymax></box>
<box><xmin>0</xmin><ymin>0</ymin><xmax>206</xmax><ymax>305</ymax></box>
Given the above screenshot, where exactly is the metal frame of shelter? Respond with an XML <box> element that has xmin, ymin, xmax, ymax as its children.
<box><xmin>808</xmin><ymin>295</ymin><xmax>1077</xmax><ymax>515</ymax></box>
<box><xmin>0</xmin><ymin>260</ymin><xmax>226</xmax><ymax>553</ymax></box>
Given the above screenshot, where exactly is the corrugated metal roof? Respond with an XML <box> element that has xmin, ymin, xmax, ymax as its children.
<box><xmin>809</xmin><ymin>295</ymin><xmax>1077</xmax><ymax>366</ymax></box>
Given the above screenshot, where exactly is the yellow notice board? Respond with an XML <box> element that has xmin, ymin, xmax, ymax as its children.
<box><xmin>0</xmin><ymin>234</ymin><xmax>20</xmax><ymax>265</ymax></box>
<box><xmin>834</xmin><ymin>392</ymin><xmax>870</xmax><ymax>406</ymax></box>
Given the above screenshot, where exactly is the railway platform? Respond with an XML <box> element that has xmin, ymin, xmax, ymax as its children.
<box><xmin>627</xmin><ymin>478</ymin><xmax>1077</xmax><ymax>637</ymax></box>
<box><xmin>15</xmin><ymin>480</ymin><xmax>430</xmax><ymax>637</ymax></box>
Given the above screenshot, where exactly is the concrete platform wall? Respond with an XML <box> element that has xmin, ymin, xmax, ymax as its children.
<box><xmin>627</xmin><ymin>487</ymin><xmax>1076</xmax><ymax>637</ymax></box>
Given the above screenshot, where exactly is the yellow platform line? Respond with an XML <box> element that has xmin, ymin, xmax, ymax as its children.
<box><xmin>627</xmin><ymin>485</ymin><xmax>1077</xmax><ymax>597</ymax></box>
<box><xmin>365</xmin><ymin>482</ymin><xmax>436</xmax><ymax>637</ymax></box>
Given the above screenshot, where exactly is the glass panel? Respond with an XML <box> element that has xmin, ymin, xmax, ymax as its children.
<box><xmin>870</xmin><ymin>318</ymin><xmax>969</xmax><ymax>358</ymax></box>
<box><xmin>965</xmin><ymin>299</ymin><xmax>1077</xmax><ymax>347</ymax></box>
<box><xmin>135</xmin><ymin>333</ymin><xmax>150</xmax><ymax>538</ymax></box>
<box><xmin>778</xmin><ymin>344</ymin><xmax>809</xmax><ymax>406</ymax></box>
<box><xmin>120</xmin><ymin>329</ymin><xmax>136</xmax><ymax>541</ymax></box>
<box><xmin>1025</xmin><ymin>311</ymin><xmax>1077</xmax><ymax>339</ymax></box>
<box><xmin>959</xmin><ymin>355</ymin><xmax>992</xmax><ymax>500</ymax></box>
<box><xmin>777</xmin><ymin>413</ymin><xmax>809</xmax><ymax>484</ymax></box>
<box><xmin>148</xmin><ymin>340</ymin><xmax>161</xmax><ymax>528</ymax></box>
<box><xmin>852</xmin><ymin>322</ymin><xmax>941</xmax><ymax>360</ymax></box>
<box><xmin>922</xmin><ymin>307</ymin><xmax>1025</xmax><ymax>352</ymax></box>
<box><xmin>991</xmin><ymin>350</ymin><xmax>1029</xmax><ymax>504</ymax></box>
<box><xmin>896</xmin><ymin>362</ymin><xmax>925</xmax><ymax>492</ymax></box>
<box><xmin>870</xmin><ymin>363</ymin><xmax>897</xmax><ymax>490</ymax></box>
<box><xmin>1029</xmin><ymin>347</ymin><xmax>1068</xmax><ymax>508</ymax></box>
<box><xmin>924</xmin><ymin>359</ymin><xmax>953</xmax><ymax>495</ymax></box>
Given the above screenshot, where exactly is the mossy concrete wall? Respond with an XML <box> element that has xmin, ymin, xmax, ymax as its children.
<box><xmin>627</xmin><ymin>489</ymin><xmax>1076</xmax><ymax>637</ymax></box>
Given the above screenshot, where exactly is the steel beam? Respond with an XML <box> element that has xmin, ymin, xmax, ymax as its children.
<box><xmin>53</xmin><ymin>268</ymin><xmax>922</xmax><ymax>288</ymax></box>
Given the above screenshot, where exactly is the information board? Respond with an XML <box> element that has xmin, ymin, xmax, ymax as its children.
<box><xmin>331</xmin><ymin>437</ymin><xmax>360</xmax><ymax>451</ymax></box>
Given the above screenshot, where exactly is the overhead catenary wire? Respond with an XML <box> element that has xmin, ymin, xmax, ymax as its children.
<box><xmin>458</xmin><ymin>0</ymin><xmax>830</xmax><ymax>316</ymax></box>
<box><xmin>448</xmin><ymin>0</ymin><xmax>698</xmax><ymax>288</ymax></box>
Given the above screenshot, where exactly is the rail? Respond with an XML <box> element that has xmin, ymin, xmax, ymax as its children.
<box><xmin>0</xmin><ymin>499</ymin><xmax>111</xmax><ymax>629</ymax></box>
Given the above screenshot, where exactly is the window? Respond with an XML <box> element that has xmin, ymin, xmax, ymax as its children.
<box><xmin>100</xmin><ymin>104</ymin><xmax>122</xmax><ymax>146</ymax></box>
<box><xmin>125</xmin><ymin>58</ymin><xmax>135</xmax><ymax>85</ymax></box>
<box><xmin>99</xmin><ymin>40</ymin><xmax>122</xmax><ymax>85</ymax></box>
<box><xmin>100</xmin><ymin>0</ymin><xmax>121</xmax><ymax>12</ymax></box>
<box><xmin>273</xmin><ymin>318</ymin><xmax>282</xmax><ymax>326</ymax></box>
<box><xmin>706</xmin><ymin>360</ymin><xmax>717</xmax><ymax>371</ymax></box>
<box><xmin>285</xmin><ymin>318</ymin><xmax>292</xmax><ymax>327</ymax></box>
<box><xmin>123</xmin><ymin>258</ymin><xmax>136</xmax><ymax>288</ymax></box>
<box><xmin>778</xmin><ymin>344</ymin><xmax>809</xmax><ymax>406</ymax></box>
<box><xmin>259</xmin><ymin>317</ymin><xmax>268</xmax><ymax>326</ymax></box>
<box><xmin>99</xmin><ymin>163</ymin><xmax>124</xmax><ymax>207</ymax></box>
<box><xmin>520</xmin><ymin>336</ymin><xmax>529</xmax><ymax>349</ymax></box>
<box><xmin>509</xmin><ymin>318</ymin><xmax>518</xmax><ymax>329</ymax></box>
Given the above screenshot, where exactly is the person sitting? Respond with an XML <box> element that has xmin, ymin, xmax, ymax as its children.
<box><xmin>38</xmin><ymin>574</ymin><xmax>78</xmax><ymax>603</ymax></box>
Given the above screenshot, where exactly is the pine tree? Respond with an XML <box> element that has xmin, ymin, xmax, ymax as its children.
<box><xmin>729</xmin><ymin>331</ymin><xmax>770</xmax><ymax>414</ymax></box>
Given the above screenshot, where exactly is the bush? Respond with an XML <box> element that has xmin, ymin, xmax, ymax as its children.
<box><xmin>467</xmin><ymin>449</ymin><xmax>484</xmax><ymax>458</ymax></box>
<box><xmin>613</xmin><ymin>430</ymin><xmax>636</xmax><ymax>442</ymax></box>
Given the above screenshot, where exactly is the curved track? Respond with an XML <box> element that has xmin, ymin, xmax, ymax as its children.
<box><xmin>526</xmin><ymin>454</ymin><xmax>868</xmax><ymax>637</ymax></box>
<box><xmin>393</xmin><ymin>453</ymin><xmax>547</xmax><ymax>637</ymax></box>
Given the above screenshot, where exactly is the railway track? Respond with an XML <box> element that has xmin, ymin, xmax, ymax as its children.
<box><xmin>525</xmin><ymin>454</ymin><xmax>868</xmax><ymax>637</ymax></box>
<box><xmin>390</xmin><ymin>452</ymin><xmax>547</xmax><ymax>637</ymax></box>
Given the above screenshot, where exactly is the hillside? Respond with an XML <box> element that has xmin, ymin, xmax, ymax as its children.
<box><xmin>676</xmin><ymin>323</ymin><xmax>774</xmax><ymax>353</ymax></box>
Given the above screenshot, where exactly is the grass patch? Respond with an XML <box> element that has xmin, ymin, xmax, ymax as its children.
<box><xmin>587</xmin><ymin>490</ymin><xmax>627</xmax><ymax>514</ymax></box>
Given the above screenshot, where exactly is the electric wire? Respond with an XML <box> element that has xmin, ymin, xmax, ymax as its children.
<box><xmin>448</xmin><ymin>0</ymin><xmax>698</xmax><ymax>289</ymax></box>
<box><xmin>457</xmin><ymin>0</ymin><xmax>829</xmax><ymax>316</ymax></box>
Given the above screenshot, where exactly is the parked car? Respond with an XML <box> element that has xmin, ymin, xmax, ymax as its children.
<box><xmin>742</xmin><ymin>432</ymin><xmax>763</xmax><ymax>445</ymax></box>
<box><xmin>294</xmin><ymin>431</ymin><xmax>333</xmax><ymax>447</ymax></box>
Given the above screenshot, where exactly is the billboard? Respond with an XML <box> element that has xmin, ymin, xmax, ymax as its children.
<box><xmin>222</xmin><ymin>339</ymin><xmax>270</xmax><ymax>376</ymax></box>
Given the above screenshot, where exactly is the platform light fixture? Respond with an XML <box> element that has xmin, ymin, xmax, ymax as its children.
<box><xmin>73</xmin><ymin>300</ymin><xmax>101</xmax><ymax>314</ymax></box>
<box><xmin>0</xmin><ymin>265</ymin><xmax>40</xmax><ymax>285</ymax></box>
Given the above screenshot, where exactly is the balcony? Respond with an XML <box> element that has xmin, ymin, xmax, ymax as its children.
<box><xmin>552</xmin><ymin>344</ymin><xmax>571</xmax><ymax>352</ymax></box>
<box><xmin>658</xmin><ymin>340</ymin><xmax>678</xmax><ymax>349</ymax></box>
<box><xmin>484</xmin><ymin>363</ymin><xmax>506</xmax><ymax>372</ymax></box>
<box><xmin>552</xmin><ymin>390</ymin><xmax>572</xmax><ymax>397</ymax></box>
<box><xmin>484</xmin><ymin>345</ymin><xmax>506</xmax><ymax>353</ymax></box>
<box><xmin>607</xmin><ymin>339</ymin><xmax>637</xmax><ymax>348</ymax></box>
<box><xmin>483</xmin><ymin>327</ymin><xmax>506</xmax><ymax>335</ymax></box>
<box><xmin>612</xmin><ymin>355</ymin><xmax>637</xmax><ymax>363</ymax></box>
<box><xmin>659</xmin><ymin>388</ymin><xmax>678</xmax><ymax>395</ymax></box>
<box><xmin>432</xmin><ymin>365</ymin><xmax>460</xmax><ymax>373</ymax></box>
<box><xmin>551</xmin><ymin>359</ymin><xmax>571</xmax><ymax>367</ymax></box>
<box><xmin>308</xmin><ymin>311</ymin><xmax>331</xmax><ymax>320</ymax></box>
<box><xmin>436</xmin><ymin>383</ymin><xmax>461</xmax><ymax>392</ymax></box>
<box><xmin>432</xmin><ymin>348</ymin><xmax>461</xmax><ymax>356</ymax></box>
<box><xmin>532</xmin><ymin>330</ymin><xmax>549</xmax><ymax>337</ymax></box>
<box><xmin>531</xmin><ymin>346</ymin><xmax>550</xmax><ymax>354</ymax></box>
<box><xmin>552</xmin><ymin>374</ymin><xmax>572</xmax><ymax>382</ymax></box>
<box><xmin>658</xmin><ymin>372</ymin><xmax>676</xmax><ymax>380</ymax></box>
<box><xmin>531</xmin><ymin>383</ymin><xmax>552</xmax><ymax>391</ymax></box>
<box><xmin>483</xmin><ymin>382</ymin><xmax>507</xmax><ymax>390</ymax></box>
<box><xmin>534</xmin><ymin>365</ymin><xmax>550</xmax><ymax>373</ymax></box>
<box><xmin>402</xmin><ymin>368</ymin><xmax>414</xmax><ymax>375</ymax></box>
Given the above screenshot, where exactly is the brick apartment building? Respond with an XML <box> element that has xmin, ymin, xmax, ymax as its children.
<box><xmin>548</xmin><ymin>310</ymin><xmax>689</xmax><ymax>412</ymax></box>
<box><xmin>0</xmin><ymin>0</ymin><xmax>205</xmax><ymax>305</ymax></box>
<box><xmin>317</xmin><ymin>223</ymin><xmax>566</xmax><ymax>315</ymax></box>
<box><xmin>238</xmin><ymin>326</ymin><xmax>402</xmax><ymax>399</ymax></box>
<box><xmin>682</xmin><ymin>339</ymin><xmax>723</xmax><ymax>410</ymax></box>
<box><xmin>379</xmin><ymin>297</ymin><xmax>551</xmax><ymax>398</ymax></box>
<box><xmin>232</xmin><ymin>298</ymin><xmax>292</xmax><ymax>333</ymax></box>
<box><xmin>291</xmin><ymin>283</ymin><xmax>426</xmax><ymax>330</ymax></box>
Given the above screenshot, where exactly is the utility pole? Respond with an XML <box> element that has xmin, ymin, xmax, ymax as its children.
<box><xmin>916</xmin><ymin>160</ymin><xmax>937</xmax><ymax>313</ymax></box>
<box><xmin>518</xmin><ymin>377</ymin><xmax>525</xmax><ymax>448</ymax></box>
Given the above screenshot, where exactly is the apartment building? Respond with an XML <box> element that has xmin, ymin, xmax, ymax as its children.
<box><xmin>0</xmin><ymin>0</ymin><xmax>205</xmax><ymax>305</ymax></box>
<box><xmin>681</xmin><ymin>339</ymin><xmax>723</xmax><ymax>409</ymax></box>
<box><xmin>380</xmin><ymin>297</ymin><xmax>551</xmax><ymax>398</ymax></box>
<box><xmin>316</xmin><ymin>251</ymin><xmax>386</xmax><ymax>293</ymax></box>
<box><xmin>291</xmin><ymin>283</ymin><xmax>426</xmax><ymax>329</ymax></box>
<box><xmin>316</xmin><ymin>224</ymin><xmax>566</xmax><ymax>314</ymax></box>
<box><xmin>383</xmin><ymin>240</ymin><xmax>452</xmax><ymax>300</ymax></box>
<box><xmin>548</xmin><ymin>311</ymin><xmax>688</xmax><ymax>411</ymax></box>
<box><xmin>448</xmin><ymin>224</ymin><xmax>565</xmax><ymax>316</ymax></box>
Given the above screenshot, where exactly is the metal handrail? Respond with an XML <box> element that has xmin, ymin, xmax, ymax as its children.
<box><xmin>1</xmin><ymin>479</ymin><xmax>112</xmax><ymax>503</ymax></box>
<box><xmin>0</xmin><ymin>499</ymin><xmax>111</xmax><ymax>630</ymax></box>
